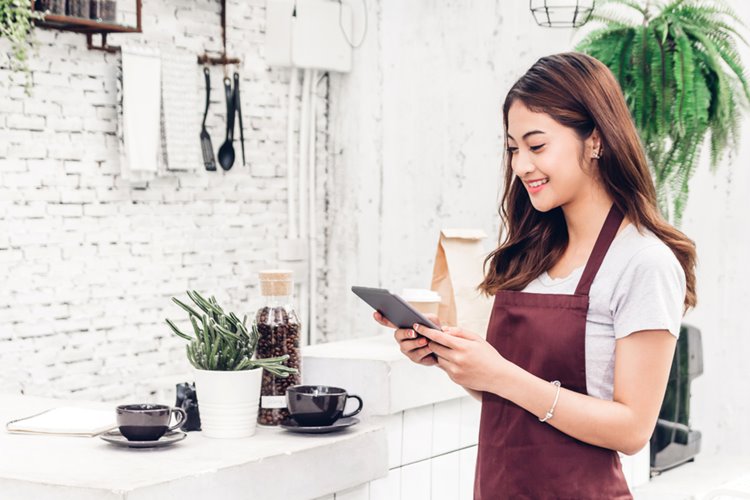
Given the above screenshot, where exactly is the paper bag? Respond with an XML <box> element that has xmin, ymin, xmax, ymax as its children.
<box><xmin>430</xmin><ymin>228</ymin><xmax>494</xmax><ymax>337</ymax></box>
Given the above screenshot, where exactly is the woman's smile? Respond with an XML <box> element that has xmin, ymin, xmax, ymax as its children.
<box><xmin>526</xmin><ymin>177</ymin><xmax>549</xmax><ymax>194</ymax></box>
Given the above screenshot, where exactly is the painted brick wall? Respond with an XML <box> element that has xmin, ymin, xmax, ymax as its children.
<box><xmin>324</xmin><ymin>0</ymin><xmax>750</xmax><ymax>458</ymax></box>
<box><xmin>0</xmin><ymin>0</ymin><xmax>330</xmax><ymax>400</ymax></box>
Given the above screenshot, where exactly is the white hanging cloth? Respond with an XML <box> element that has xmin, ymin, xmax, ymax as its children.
<box><xmin>116</xmin><ymin>44</ymin><xmax>162</xmax><ymax>184</ymax></box>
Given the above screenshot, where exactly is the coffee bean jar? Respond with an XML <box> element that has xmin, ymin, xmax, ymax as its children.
<box><xmin>254</xmin><ymin>269</ymin><xmax>302</xmax><ymax>426</ymax></box>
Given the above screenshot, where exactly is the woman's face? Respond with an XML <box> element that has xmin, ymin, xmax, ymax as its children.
<box><xmin>506</xmin><ymin>101</ymin><xmax>600</xmax><ymax>213</ymax></box>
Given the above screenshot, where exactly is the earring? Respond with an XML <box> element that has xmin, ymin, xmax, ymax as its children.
<box><xmin>592</xmin><ymin>148</ymin><xmax>601</xmax><ymax>159</ymax></box>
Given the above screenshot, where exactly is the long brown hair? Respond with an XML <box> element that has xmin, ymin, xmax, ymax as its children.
<box><xmin>478</xmin><ymin>52</ymin><xmax>697</xmax><ymax>313</ymax></box>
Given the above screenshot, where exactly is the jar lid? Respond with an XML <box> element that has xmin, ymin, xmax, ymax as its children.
<box><xmin>259</xmin><ymin>269</ymin><xmax>293</xmax><ymax>296</ymax></box>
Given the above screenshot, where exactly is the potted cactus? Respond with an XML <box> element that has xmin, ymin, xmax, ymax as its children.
<box><xmin>166</xmin><ymin>290</ymin><xmax>297</xmax><ymax>438</ymax></box>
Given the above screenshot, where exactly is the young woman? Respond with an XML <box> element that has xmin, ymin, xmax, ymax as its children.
<box><xmin>374</xmin><ymin>52</ymin><xmax>696</xmax><ymax>499</ymax></box>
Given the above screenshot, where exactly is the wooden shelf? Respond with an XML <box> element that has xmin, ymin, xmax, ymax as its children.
<box><xmin>34</xmin><ymin>13</ymin><xmax>139</xmax><ymax>34</ymax></box>
<box><xmin>32</xmin><ymin>0</ymin><xmax>142</xmax><ymax>51</ymax></box>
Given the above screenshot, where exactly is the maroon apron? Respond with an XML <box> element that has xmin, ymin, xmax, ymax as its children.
<box><xmin>474</xmin><ymin>204</ymin><xmax>633</xmax><ymax>499</ymax></box>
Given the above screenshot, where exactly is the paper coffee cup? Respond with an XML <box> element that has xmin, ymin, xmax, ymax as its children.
<box><xmin>400</xmin><ymin>288</ymin><xmax>441</xmax><ymax>317</ymax></box>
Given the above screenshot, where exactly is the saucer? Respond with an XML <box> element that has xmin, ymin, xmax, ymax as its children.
<box><xmin>99</xmin><ymin>429</ymin><xmax>187</xmax><ymax>448</ymax></box>
<box><xmin>279</xmin><ymin>417</ymin><xmax>360</xmax><ymax>434</ymax></box>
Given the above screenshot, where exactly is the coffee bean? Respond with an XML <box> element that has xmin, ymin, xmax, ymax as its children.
<box><xmin>255</xmin><ymin>305</ymin><xmax>301</xmax><ymax>426</ymax></box>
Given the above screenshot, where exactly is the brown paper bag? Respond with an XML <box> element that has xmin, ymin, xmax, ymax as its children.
<box><xmin>430</xmin><ymin>228</ymin><xmax>494</xmax><ymax>338</ymax></box>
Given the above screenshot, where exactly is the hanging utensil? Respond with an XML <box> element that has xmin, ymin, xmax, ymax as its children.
<box><xmin>217</xmin><ymin>76</ymin><xmax>236</xmax><ymax>170</ymax></box>
<box><xmin>200</xmin><ymin>67</ymin><xmax>216</xmax><ymax>171</ymax></box>
<box><xmin>233</xmin><ymin>72</ymin><xmax>246</xmax><ymax>166</ymax></box>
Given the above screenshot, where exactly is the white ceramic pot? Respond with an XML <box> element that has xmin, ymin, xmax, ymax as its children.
<box><xmin>193</xmin><ymin>368</ymin><xmax>263</xmax><ymax>438</ymax></box>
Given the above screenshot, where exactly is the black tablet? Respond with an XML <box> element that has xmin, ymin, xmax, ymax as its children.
<box><xmin>351</xmin><ymin>286</ymin><xmax>441</xmax><ymax>331</ymax></box>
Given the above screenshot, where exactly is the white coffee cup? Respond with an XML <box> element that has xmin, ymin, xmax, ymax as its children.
<box><xmin>400</xmin><ymin>288</ymin><xmax>441</xmax><ymax>317</ymax></box>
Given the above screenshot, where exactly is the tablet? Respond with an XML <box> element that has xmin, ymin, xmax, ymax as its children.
<box><xmin>351</xmin><ymin>286</ymin><xmax>441</xmax><ymax>331</ymax></box>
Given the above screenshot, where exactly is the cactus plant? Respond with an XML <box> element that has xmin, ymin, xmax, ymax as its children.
<box><xmin>166</xmin><ymin>290</ymin><xmax>298</xmax><ymax>376</ymax></box>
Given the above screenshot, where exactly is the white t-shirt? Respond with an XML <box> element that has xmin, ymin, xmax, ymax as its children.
<box><xmin>521</xmin><ymin>223</ymin><xmax>687</xmax><ymax>401</ymax></box>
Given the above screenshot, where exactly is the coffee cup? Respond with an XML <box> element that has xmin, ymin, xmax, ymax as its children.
<box><xmin>116</xmin><ymin>404</ymin><xmax>187</xmax><ymax>441</ymax></box>
<box><xmin>401</xmin><ymin>288</ymin><xmax>441</xmax><ymax>317</ymax></box>
<box><xmin>286</xmin><ymin>385</ymin><xmax>363</xmax><ymax>427</ymax></box>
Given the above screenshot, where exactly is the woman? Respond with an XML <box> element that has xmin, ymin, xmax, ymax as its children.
<box><xmin>374</xmin><ymin>52</ymin><xmax>696</xmax><ymax>499</ymax></box>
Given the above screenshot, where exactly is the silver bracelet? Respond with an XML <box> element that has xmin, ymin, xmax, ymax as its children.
<box><xmin>539</xmin><ymin>380</ymin><xmax>561</xmax><ymax>423</ymax></box>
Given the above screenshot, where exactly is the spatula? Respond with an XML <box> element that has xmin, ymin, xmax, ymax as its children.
<box><xmin>200</xmin><ymin>67</ymin><xmax>216</xmax><ymax>171</ymax></box>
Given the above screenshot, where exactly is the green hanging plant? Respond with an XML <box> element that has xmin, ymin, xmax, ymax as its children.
<box><xmin>0</xmin><ymin>0</ymin><xmax>41</xmax><ymax>94</ymax></box>
<box><xmin>576</xmin><ymin>0</ymin><xmax>750</xmax><ymax>225</ymax></box>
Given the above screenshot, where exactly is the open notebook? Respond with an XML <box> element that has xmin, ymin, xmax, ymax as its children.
<box><xmin>5</xmin><ymin>407</ymin><xmax>117</xmax><ymax>437</ymax></box>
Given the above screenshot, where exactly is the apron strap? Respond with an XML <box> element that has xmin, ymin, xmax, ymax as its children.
<box><xmin>574</xmin><ymin>204</ymin><xmax>625</xmax><ymax>296</ymax></box>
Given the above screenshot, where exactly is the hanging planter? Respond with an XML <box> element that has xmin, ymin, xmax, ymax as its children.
<box><xmin>529</xmin><ymin>0</ymin><xmax>596</xmax><ymax>28</ymax></box>
<box><xmin>575</xmin><ymin>0</ymin><xmax>750</xmax><ymax>225</ymax></box>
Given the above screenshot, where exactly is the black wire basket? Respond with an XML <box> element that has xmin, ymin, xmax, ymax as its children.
<box><xmin>529</xmin><ymin>0</ymin><xmax>595</xmax><ymax>28</ymax></box>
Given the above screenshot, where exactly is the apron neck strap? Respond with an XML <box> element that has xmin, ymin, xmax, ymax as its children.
<box><xmin>574</xmin><ymin>204</ymin><xmax>625</xmax><ymax>296</ymax></box>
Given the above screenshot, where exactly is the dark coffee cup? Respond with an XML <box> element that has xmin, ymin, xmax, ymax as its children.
<box><xmin>116</xmin><ymin>404</ymin><xmax>187</xmax><ymax>441</ymax></box>
<box><xmin>286</xmin><ymin>385</ymin><xmax>363</xmax><ymax>426</ymax></box>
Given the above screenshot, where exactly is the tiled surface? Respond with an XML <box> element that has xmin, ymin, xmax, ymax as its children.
<box><xmin>334</xmin><ymin>397</ymin><xmax>480</xmax><ymax>500</ymax></box>
<box><xmin>383</xmin><ymin>413</ymin><xmax>404</xmax><ymax>469</ymax></box>
<box><xmin>632</xmin><ymin>444</ymin><xmax>651</xmax><ymax>486</ymax></box>
<box><xmin>334</xmin><ymin>484</ymin><xmax>370</xmax><ymax>500</ymax></box>
<box><xmin>619</xmin><ymin>444</ymin><xmax>651</xmax><ymax>490</ymax></box>
<box><xmin>432</xmin><ymin>398</ymin><xmax>462</xmax><ymax>457</ymax></box>
<box><xmin>402</xmin><ymin>404</ymin><xmax>434</xmax><ymax>465</ymax></box>
<box><xmin>431</xmin><ymin>451</ymin><xmax>462</xmax><ymax>500</ymax></box>
<box><xmin>458</xmin><ymin>446</ymin><xmax>478</xmax><ymax>500</ymax></box>
<box><xmin>369</xmin><ymin>468</ymin><xmax>401</xmax><ymax>500</ymax></box>
<box><xmin>459</xmin><ymin>396</ymin><xmax>481</xmax><ymax>449</ymax></box>
<box><xmin>381</xmin><ymin>396</ymin><xmax>480</xmax><ymax>470</ymax></box>
<box><xmin>400</xmin><ymin>459</ymin><xmax>432</xmax><ymax>500</ymax></box>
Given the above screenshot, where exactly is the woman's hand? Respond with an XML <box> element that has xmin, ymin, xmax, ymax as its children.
<box><xmin>373</xmin><ymin>311</ymin><xmax>439</xmax><ymax>366</ymax></box>
<box><xmin>412</xmin><ymin>323</ymin><xmax>513</xmax><ymax>394</ymax></box>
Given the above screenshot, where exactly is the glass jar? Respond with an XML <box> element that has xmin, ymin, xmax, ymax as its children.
<box><xmin>66</xmin><ymin>0</ymin><xmax>88</xmax><ymax>18</ymax></box>
<box><xmin>35</xmin><ymin>0</ymin><xmax>66</xmax><ymax>14</ymax></box>
<box><xmin>90</xmin><ymin>0</ymin><xmax>117</xmax><ymax>22</ymax></box>
<box><xmin>254</xmin><ymin>269</ymin><xmax>302</xmax><ymax>426</ymax></box>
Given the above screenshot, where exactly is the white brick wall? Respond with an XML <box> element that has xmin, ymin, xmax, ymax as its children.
<box><xmin>0</xmin><ymin>0</ymin><xmax>331</xmax><ymax>400</ymax></box>
<box><xmin>4</xmin><ymin>0</ymin><xmax>749</xmax><ymax>462</ymax></box>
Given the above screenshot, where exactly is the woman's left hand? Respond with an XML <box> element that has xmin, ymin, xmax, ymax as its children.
<box><xmin>412</xmin><ymin>323</ymin><xmax>513</xmax><ymax>394</ymax></box>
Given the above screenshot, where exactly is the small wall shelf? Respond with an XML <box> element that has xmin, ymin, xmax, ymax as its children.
<box><xmin>32</xmin><ymin>0</ymin><xmax>142</xmax><ymax>52</ymax></box>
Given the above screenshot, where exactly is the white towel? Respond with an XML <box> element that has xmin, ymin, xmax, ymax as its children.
<box><xmin>161</xmin><ymin>48</ymin><xmax>201</xmax><ymax>172</ymax></box>
<box><xmin>117</xmin><ymin>45</ymin><xmax>162</xmax><ymax>184</ymax></box>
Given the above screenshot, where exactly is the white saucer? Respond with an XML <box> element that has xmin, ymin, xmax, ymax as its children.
<box><xmin>99</xmin><ymin>429</ymin><xmax>187</xmax><ymax>448</ymax></box>
<box><xmin>279</xmin><ymin>417</ymin><xmax>359</xmax><ymax>434</ymax></box>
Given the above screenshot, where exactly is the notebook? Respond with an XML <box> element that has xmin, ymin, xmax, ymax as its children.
<box><xmin>5</xmin><ymin>407</ymin><xmax>117</xmax><ymax>437</ymax></box>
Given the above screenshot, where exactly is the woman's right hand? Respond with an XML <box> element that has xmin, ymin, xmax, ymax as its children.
<box><xmin>373</xmin><ymin>311</ymin><xmax>439</xmax><ymax>366</ymax></box>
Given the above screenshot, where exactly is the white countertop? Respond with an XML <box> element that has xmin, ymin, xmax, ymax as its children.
<box><xmin>0</xmin><ymin>334</ymin><xmax>471</xmax><ymax>499</ymax></box>
<box><xmin>302</xmin><ymin>333</ymin><xmax>469</xmax><ymax>416</ymax></box>
<box><xmin>0</xmin><ymin>393</ymin><xmax>388</xmax><ymax>500</ymax></box>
